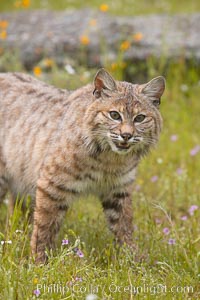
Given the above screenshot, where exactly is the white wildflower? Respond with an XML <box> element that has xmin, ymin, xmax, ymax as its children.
<box><xmin>85</xmin><ymin>294</ymin><xmax>98</xmax><ymax>300</ymax></box>
<box><xmin>64</xmin><ymin>64</ymin><xmax>75</xmax><ymax>75</ymax></box>
<box><xmin>1</xmin><ymin>240</ymin><xmax>12</xmax><ymax>245</ymax></box>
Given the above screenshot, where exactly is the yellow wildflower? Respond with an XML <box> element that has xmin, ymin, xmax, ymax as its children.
<box><xmin>120</xmin><ymin>40</ymin><xmax>131</xmax><ymax>51</ymax></box>
<box><xmin>119</xmin><ymin>62</ymin><xmax>127</xmax><ymax>69</ymax></box>
<box><xmin>47</xmin><ymin>31</ymin><xmax>53</xmax><ymax>38</ymax></box>
<box><xmin>0</xmin><ymin>30</ymin><xmax>7</xmax><ymax>40</ymax></box>
<box><xmin>22</xmin><ymin>0</ymin><xmax>30</xmax><ymax>8</ymax></box>
<box><xmin>14</xmin><ymin>1</ymin><xmax>21</xmax><ymax>8</ymax></box>
<box><xmin>111</xmin><ymin>62</ymin><xmax>117</xmax><ymax>71</ymax></box>
<box><xmin>133</xmin><ymin>32</ymin><xmax>143</xmax><ymax>42</ymax></box>
<box><xmin>138</xmin><ymin>179</ymin><xmax>144</xmax><ymax>185</ymax></box>
<box><xmin>89</xmin><ymin>19</ymin><xmax>97</xmax><ymax>26</ymax></box>
<box><xmin>99</xmin><ymin>4</ymin><xmax>109</xmax><ymax>12</ymax></box>
<box><xmin>33</xmin><ymin>278</ymin><xmax>38</xmax><ymax>284</ymax></box>
<box><xmin>0</xmin><ymin>21</ymin><xmax>8</xmax><ymax>29</ymax></box>
<box><xmin>80</xmin><ymin>35</ymin><xmax>90</xmax><ymax>46</ymax></box>
<box><xmin>34</xmin><ymin>47</ymin><xmax>42</xmax><ymax>55</ymax></box>
<box><xmin>33</xmin><ymin>66</ymin><xmax>42</xmax><ymax>77</ymax></box>
<box><xmin>44</xmin><ymin>58</ymin><xmax>54</xmax><ymax>68</ymax></box>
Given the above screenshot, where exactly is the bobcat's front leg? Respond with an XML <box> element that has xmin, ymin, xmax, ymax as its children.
<box><xmin>31</xmin><ymin>179</ymin><xmax>76</xmax><ymax>264</ymax></box>
<box><xmin>102</xmin><ymin>187</ymin><xmax>135</xmax><ymax>248</ymax></box>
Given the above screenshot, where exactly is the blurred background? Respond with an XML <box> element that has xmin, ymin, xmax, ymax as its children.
<box><xmin>0</xmin><ymin>0</ymin><xmax>200</xmax><ymax>87</ymax></box>
<box><xmin>0</xmin><ymin>0</ymin><xmax>200</xmax><ymax>14</ymax></box>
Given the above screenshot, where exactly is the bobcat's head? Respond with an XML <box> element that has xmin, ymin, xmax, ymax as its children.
<box><xmin>86</xmin><ymin>68</ymin><xmax>165</xmax><ymax>155</ymax></box>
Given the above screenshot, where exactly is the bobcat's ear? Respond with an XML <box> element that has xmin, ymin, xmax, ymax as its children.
<box><xmin>93</xmin><ymin>68</ymin><xmax>117</xmax><ymax>99</ymax></box>
<box><xmin>141</xmin><ymin>76</ymin><xmax>165</xmax><ymax>107</ymax></box>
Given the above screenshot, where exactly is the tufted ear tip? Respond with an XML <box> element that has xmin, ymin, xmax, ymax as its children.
<box><xmin>93</xmin><ymin>68</ymin><xmax>117</xmax><ymax>98</ymax></box>
<box><xmin>141</xmin><ymin>76</ymin><xmax>166</xmax><ymax>106</ymax></box>
<box><xmin>154</xmin><ymin>76</ymin><xmax>166</xmax><ymax>92</ymax></box>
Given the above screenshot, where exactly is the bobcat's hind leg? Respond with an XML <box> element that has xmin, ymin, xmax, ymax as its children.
<box><xmin>0</xmin><ymin>176</ymin><xmax>8</xmax><ymax>205</ymax></box>
<box><xmin>0</xmin><ymin>157</ymin><xmax>8</xmax><ymax>205</ymax></box>
<box><xmin>31</xmin><ymin>178</ymin><xmax>77</xmax><ymax>264</ymax></box>
<box><xmin>8</xmin><ymin>193</ymin><xmax>15</xmax><ymax>215</ymax></box>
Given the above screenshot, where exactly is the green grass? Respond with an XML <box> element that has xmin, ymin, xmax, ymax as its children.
<box><xmin>0</xmin><ymin>55</ymin><xmax>199</xmax><ymax>300</ymax></box>
<box><xmin>0</xmin><ymin>0</ymin><xmax>200</xmax><ymax>15</ymax></box>
<box><xmin>0</xmin><ymin>1</ymin><xmax>200</xmax><ymax>298</ymax></box>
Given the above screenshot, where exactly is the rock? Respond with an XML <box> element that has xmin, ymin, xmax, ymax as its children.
<box><xmin>0</xmin><ymin>9</ymin><xmax>199</xmax><ymax>70</ymax></box>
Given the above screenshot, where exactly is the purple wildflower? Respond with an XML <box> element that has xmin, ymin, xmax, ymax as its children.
<box><xmin>163</xmin><ymin>227</ymin><xmax>170</xmax><ymax>235</ymax></box>
<box><xmin>151</xmin><ymin>175</ymin><xmax>158</xmax><ymax>183</ymax></box>
<box><xmin>68</xmin><ymin>281</ymin><xmax>73</xmax><ymax>286</ymax></box>
<box><xmin>188</xmin><ymin>205</ymin><xmax>198</xmax><ymax>216</ymax></box>
<box><xmin>155</xmin><ymin>218</ymin><xmax>162</xmax><ymax>224</ymax></box>
<box><xmin>73</xmin><ymin>247</ymin><xmax>84</xmax><ymax>258</ymax></box>
<box><xmin>62</xmin><ymin>239</ymin><xmax>69</xmax><ymax>245</ymax></box>
<box><xmin>180</xmin><ymin>215</ymin><xmax>188</xmax><ymax>221</ymax></box>
<box><xmin>168</xmin><ymin>238</ymin><xmax>176</xmax><ymax>245</ymax></box>
<box><xmin>176</xmin><ymin>168</ymin><xmax>183</xmax><ymax>175</ymax></box>
<box><xmin>33</xmin><ymin>289</ymin><xmax>40</xmax><ymax>297</ymax></box>
<box><xmin>190</xmin><ymin>145</ymin><xmax>200</xmax><ymax>156</ymax></box>
<box><xmin>76</xmin><ymin>249</ymin><xmax>84</xmax><ymax>258</ymax></box>
<box><xmin>170</xmin><ymin>134</ymin><xmax>178</xmax><ymax>142</ymax></box>
<box><xmin>135</xmin><ymin>184</ymin><xmax>141</xmax><ymax>191</ymax></box>
<box><xmin>75</xmin><ymin>276</ymin><xmax>83</xmax><ymax>282</ymax></box>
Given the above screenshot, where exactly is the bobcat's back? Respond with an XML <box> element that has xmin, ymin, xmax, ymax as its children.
<box><xmin>0</xmin><ymin>73</ymin><xmax>70</xmax><ymax>196</ymax></box>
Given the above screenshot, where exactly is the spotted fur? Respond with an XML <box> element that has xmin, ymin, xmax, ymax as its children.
<box><xmin>0</xmin><ymin>69</ymin><xmax>165</xmax><ymax>263</ymax></box>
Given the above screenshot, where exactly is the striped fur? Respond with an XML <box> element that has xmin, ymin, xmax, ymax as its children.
<box><xmin>0</xmin><ymin>69</ymin><xmax>165</xmax><ymax>263</ymax></box>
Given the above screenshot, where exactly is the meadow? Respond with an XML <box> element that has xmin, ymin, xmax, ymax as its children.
<box><xmin>0</xmin><ymin>1</ymin><xmax>200</xmax><ymax>299</ymax></box>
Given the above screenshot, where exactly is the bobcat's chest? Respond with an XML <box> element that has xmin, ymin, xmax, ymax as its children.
<box><xmin>51</xmin><ymin>151</ymin><xmax>139</xmax><ymax>198</ymax></box>
<box><xmin>76</xmin><ymin>152</ymin><xmax>138</xmax><ymax>195</ymax></box>
<box><xmin>88</xmin><ymin>167</ymin><xmax>136</xmax><ymax>195</ymax></box>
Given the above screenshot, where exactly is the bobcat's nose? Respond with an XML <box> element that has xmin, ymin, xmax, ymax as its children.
<box><xmin>121</xmin><ymin>132</ymin><xmax>132</xmax><ymax>141</ymax></box>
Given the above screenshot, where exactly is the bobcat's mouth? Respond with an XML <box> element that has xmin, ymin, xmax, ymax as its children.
<box><xmin>113</xmin><ymin>141</ymin><xmax>131</xmax><ymax>150</ymax></box>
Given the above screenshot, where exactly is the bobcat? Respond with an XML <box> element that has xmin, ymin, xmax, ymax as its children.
<box><xmin>0</xmin><ymin>69</ymin><xmax>165</xmax><ymax>263</ymax></box>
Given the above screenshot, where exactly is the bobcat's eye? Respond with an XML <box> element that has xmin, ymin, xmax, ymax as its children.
<box><xmin>109</xmin><ymin>111</ymin><xmax>121</xmax><ymax>121</ymax></box>
<box><xmin>134</xmin><ymin>114</ymin><xmax>146</xmax><ymax>123</ymax></box>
